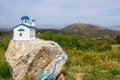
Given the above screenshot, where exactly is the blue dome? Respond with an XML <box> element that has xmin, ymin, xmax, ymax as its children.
<box><xmin>21</xmin><ymin>16</ymin><xmax>30</xmax><ymax>20</ymax></box>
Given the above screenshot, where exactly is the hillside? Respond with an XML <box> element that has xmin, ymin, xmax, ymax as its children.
<box><xmin>109</xmin><ymin>25</ymin><xmax>120</xmax><ymax>30</ymax></box>
<box><xmin>0</xmin><ymin>28</ymin><xmax>12</xmax><ymax>32</ymax></box>
<box><xmin>1</xmin><ymin>23</ymin><xmax>120</xmax><ymax>37</ymax></box>
<box><xmin>1</xmin><ymin>29</ymin><xmax>120</xmax><ymax>80</ymax></box>
<box><xmin>62</xmin><ymin>23</ymin><xmax>120</xmax><ymax>37</ymax></box>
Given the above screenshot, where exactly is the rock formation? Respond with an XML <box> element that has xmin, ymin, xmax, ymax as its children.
<box><xmin>5</xmin><ymin>39</ymin><xmax>68</xmax><ymax>80</ymax></box>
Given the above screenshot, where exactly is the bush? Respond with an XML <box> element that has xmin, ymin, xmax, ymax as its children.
<box><xmin>39</xmin><ymin>31</ymin><xmax>86</xmax><ymax>50</ymax></box>
<box><xmin>0</xmin><ymin>33</ymin><xmax>12</xmax><ymax>80</ymax></box>
<box><xmin>82</xmin><ymin>52</ymin><xmax>100</xmax><ymax>65</ymax></box>
<box><xmin>115</xmin><ymin>35</ymin><xmax>120</xmax><ymax>44</ymax></box>
<box><xmin>0</xmin><ymin>60</ymin><xmax>11</xmax><ymax>79</ymax></box>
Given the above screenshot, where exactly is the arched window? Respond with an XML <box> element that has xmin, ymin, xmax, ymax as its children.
<box><xmin>18</xmin><ymin>28</ymin><xmax>25</xmax><ymax>31</ymax></box>
<box><xmin>25</xmin><ymin>19</ymin><xmax>27</xmax><ymax>23</ymax></box>
<box><xmin>20</xmin><ymin>33</ymin><xmax>22</xmax><ymax>37</ymax></box>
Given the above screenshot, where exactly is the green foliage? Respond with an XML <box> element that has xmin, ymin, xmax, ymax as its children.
<box><xmin>84</xmin><ymin>40</ymin><xmax>112</xmax><ymax>52</ymax></box>
<box><xmin>37</xmin><ymin>31</ymin><xmax>120</xmax><ymax>80</ymax></box>
<box><xmin>115</xmin><ymin>35</ymin><xmax>120</xmax><ymax>44</ymax></box>
<box><xmin>0</xmin><ymin>31</ymin><xmax>120</xmax><ymax>80</ymax></box>
<box><xmin>0</xmin><ymin>33</ymin><xmax>12</xmax><ymax>80</ymax></box>
<box><xmin>38</xmin><ymin>31</ymin><xmax>86</xmax><ymax>50</ymax></box>
<box><xmin>82</xmin><ymin>52</ymin><xmax>100</xmax><ymax>65</ymax></box>
<box><xmin>0</xmin><ymin>60</ymin><xmax>11</xmax><ymax>79</ymax></box>
<box><xmin>63</xmin><ymin>48</ymin><xmax>120</xmax><ymax>80</ymax></box>
<box><xmin>38</xmin><ymin>31</ymin><xmax>113</xmax><ymax>52</ymax></box>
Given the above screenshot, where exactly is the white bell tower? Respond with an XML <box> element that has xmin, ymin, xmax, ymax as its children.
<box><xmin>21</xmin><ymin>16</ymin><xmax>30</xmax><ymax>24</ymax></box>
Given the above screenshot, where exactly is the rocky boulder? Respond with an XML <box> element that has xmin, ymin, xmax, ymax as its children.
<box><xmin>5</xmin><ymin>39</ymin><xmax>68</xmax><ymax>80</ymax></box>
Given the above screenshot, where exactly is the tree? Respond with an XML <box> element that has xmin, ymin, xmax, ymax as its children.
<box><xmin>115</xmin><ymin>35</ymin><xmax>120</xmax><ymax>44</ymax></box>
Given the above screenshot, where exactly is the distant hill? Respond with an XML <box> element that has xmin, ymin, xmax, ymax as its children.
<box><xmin>62</xmin><ymin>23</ymin><xmax>120</xmax><ymax>37</ymax></box>
<box><xmin>108</xmin><ymin>25</ymin><xmax>120</xmax><ymax>31</ymax></box>
<box><xmin>0</xmin><ymin>28</ymin><xmax>12</xmax><ymax>32</ymax></box>
<box><xmin>1</xmin><ymin>23</ymin><xmax>120</xmax><ymax>38</ymax></box>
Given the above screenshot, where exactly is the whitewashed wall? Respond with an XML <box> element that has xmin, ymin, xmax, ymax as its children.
<box><xmin>13</xmin><ymin>25</ymin><xmax>30</xmax><ymax>40</ymax></box>
<box><xmin>30</xmin><ymin>28</ymin><xmax>36</xmax><ymax>40</ymax></box>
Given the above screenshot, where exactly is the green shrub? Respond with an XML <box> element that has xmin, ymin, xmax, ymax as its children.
<box><xmin>82</xmin><ymin>52</ymin><xmax>100</xmax><ymax>65</ymax></box>
<box><xmin>39</xmin><ymin>31</ymin><xmax>86</xmax><ymax>50</ymax></box>
<box><xmin>115</xmin><ymin>35</ymin><xmax>120</xmax><ymax>44</ymax></box>
<box><xmin>0</xmin><ymin>60</ymin><xmax>11</xmax><ymax>79</ymax></box>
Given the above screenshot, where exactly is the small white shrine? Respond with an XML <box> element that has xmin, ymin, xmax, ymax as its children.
<box><xmin>13</xmin><ymin>16</ymin><xmax>36</xmax><ymax>41</ymax></box>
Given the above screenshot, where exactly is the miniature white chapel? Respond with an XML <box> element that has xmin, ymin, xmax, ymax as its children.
<box><xmin>13</xmin><ymin>16</ymin><xmax>36</xmax><ymax>41</ymax></box>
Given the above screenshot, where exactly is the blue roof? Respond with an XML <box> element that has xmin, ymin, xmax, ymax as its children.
<box><xmin>13</xmin><ymin>23</ymin><xmax>36</xmax><ymax>29</ymax></box>
<box><xmin>32</xmin><ymin>19</ymin><xmax>35</xmax><ymax>22</ymax></box>
<box><xmin>21</xmin><ymin>16</ymin><xmax>30</xmax><ymax>20</ymax></box>
<box><xmin>18</xmin><ymin>28</ymin><xmax>25</xmax><ymax>31</ymax></box>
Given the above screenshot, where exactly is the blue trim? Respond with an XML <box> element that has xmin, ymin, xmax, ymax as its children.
<box><xmin>13</xmin><ymin>23</ymin><xmax>36</xmax><ymax>29</ymax></box>
<box><xmin>21</xmin><ymin>16</ymin><xmax>29</xmax><ymax>20</ymax></box>
<box><xmin>18</xmin><ymin>28</ymin><xmax>25</xmax><ymax>31</ymax></box>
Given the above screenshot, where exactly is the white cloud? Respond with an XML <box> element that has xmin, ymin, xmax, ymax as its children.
<box><xmin>0</xmin><ymin>0</ymin><xmax>120</xmax><ymax>28</ymax></box>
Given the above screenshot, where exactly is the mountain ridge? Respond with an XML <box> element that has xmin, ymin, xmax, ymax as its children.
<box><xmin>62</xmin><ymin>23</ymin><xmax>120</xmax><ymax>37</ymax></box>
<box><xmin>1</xmin><ymin>23</ymin><xmax>120</xmax><ymax>37</ymax></box>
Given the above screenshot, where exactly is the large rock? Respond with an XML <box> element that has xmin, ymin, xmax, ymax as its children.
<box><xmin>5</xmin><ymin>39</ymin><xmax>68</xmax><ymax>80</ymax></box>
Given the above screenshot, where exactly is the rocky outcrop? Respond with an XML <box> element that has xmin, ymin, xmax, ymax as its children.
<box><xmin>5</xmin><ymin>39</ymin><xmax>68</xmax><ymax>80</ymax></box>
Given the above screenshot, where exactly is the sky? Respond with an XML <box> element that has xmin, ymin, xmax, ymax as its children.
<box><xmin>0</xmin><ymin>0</ymin><xmax>120</xmax><ymax>28</ymax></box>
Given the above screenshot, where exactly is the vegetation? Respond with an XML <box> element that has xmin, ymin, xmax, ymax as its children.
<box><xmin>115</xmin><ymin>35</ymin><xmax>120</xmax><ymax>44</ymax></box>
<box><xmin>0</xmin><ymin>32</ymin><xmax>12</xmax><ymax>80</ymax></box>
<box><xmin>0</xmin><ymin>30</ymin><xmax>120</xmax><ymax>80</ymax></box>
<box><xmin>38</xmin><ymin>31</ymin><xmax>120</xmax><ymax>80</ymax></box>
